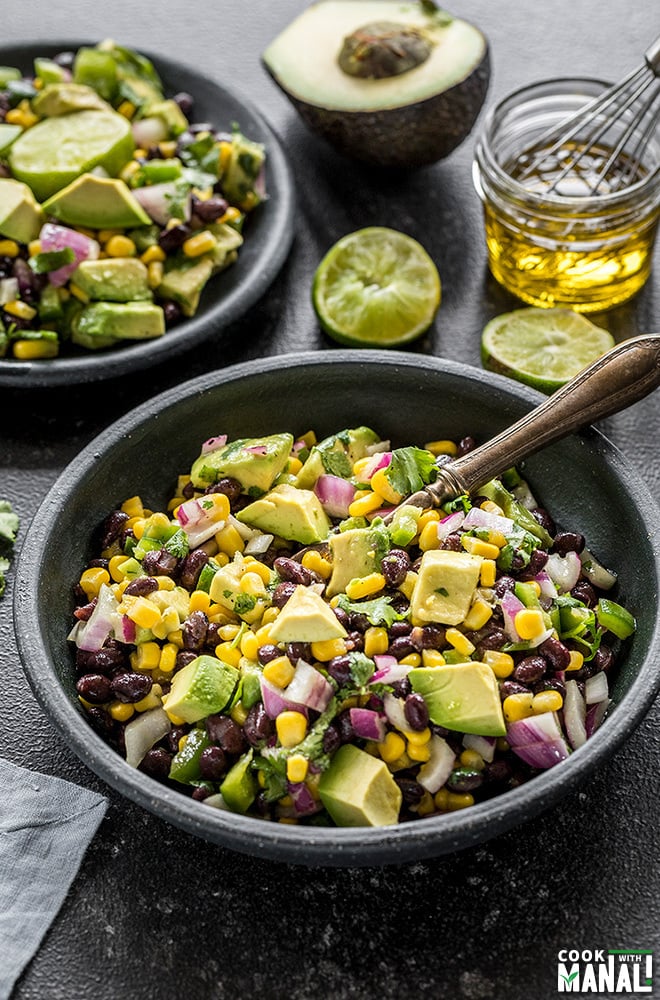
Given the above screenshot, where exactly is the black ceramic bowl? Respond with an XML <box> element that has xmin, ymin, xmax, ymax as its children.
<box><xmin>0</xmin><ymin>42</ymin><xmax>295</xmax><ymax>388</ymax></box>
<box><xmin>14</xmin><ymin>352</ymin><xmax>660</xmax><ymax>865</ymax></box>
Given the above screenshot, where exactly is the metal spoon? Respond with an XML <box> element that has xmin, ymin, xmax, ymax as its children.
<box><xmin>383</xmin><ymin>333</ymin><xmax>660</xmax><ymax>520</ymax></box>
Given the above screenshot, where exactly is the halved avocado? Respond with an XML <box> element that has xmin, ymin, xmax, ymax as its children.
<box><xmin>262</xmin><ymin>0</ymin><xmax>490</xmax><ymax>168</ymax></box>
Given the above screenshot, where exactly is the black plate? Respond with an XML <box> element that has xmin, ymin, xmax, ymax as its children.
<box><xmin>0</xmin><ymin>41</ymin><xmax>295</xmax><ymax>387</ymax></box>
<box><xmin>14</xmin><ymin>352</ymin><xmax>660</xmax><ymax>866</ymax></box>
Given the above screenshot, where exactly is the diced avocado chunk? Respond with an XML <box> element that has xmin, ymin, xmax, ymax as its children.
<box><xmin>220</xmin><ymin>750</ymin><xmax>257</xmax><ymax>813</ymax></box>
<box><xmin>191</xmin><ymin>433</ymin><xmax>294</xmax><ymax>493</ymax></box>
<box><xmin>0</xmin><ymin>123</ymin><xmax>22</xmax><ymax>156</ymax></box>
<box><xmin>268</xmin><ymin>585</ymin><xmax>348</xmax><ymax>643</ymax></box>
<box><xmin>162</xmin><ymin>654</ymin><xmax>239</xmax><ymax>723</ymax></box>
<box><xmin>33</xmin><ymin>57</ymin><xmax>67</xmax><ymax>86</ymax></box>
<box><xmin>72</xmin><ymin>258</ymin><xmax>152</xmax><ymax>301</ymax></box>
<box><xmin>296</xmin><ymin>426</ymin><xmax>380</xmax><ymax>489</ymax></box>
<box><xmin>73</xmin><ymin>301</ymin><xmax>165</xmax><ymax>341</ymax></box>
<box><xmin>319</xmin><ymin>744</ymin><xmax>402</xmax><ymax>827</ymax></box>
<box><xmin>32</xmin><ymin>82</ymin><xmax>111</xmax><ymax>116</ymax></box>
<box><xmin>326</xmin><ymin>527</ymin><xmax>379</xmax><ymax>598</ymax></box>
<box><xmin>42</xmin><ymin>174</ymin><xmax>151</xmax><ymax>229</ymax></box>
<box><xmin>409</xmin><ymin>663</ymin><xmax>506</xmax><ymax>737</ymax></box>
<box><xmin>157</xmin><ymin>257</ymin><xmax>214</xmax><ymax>317</ymax></box>
<box><xmin>147</xmin><ymin>98</ymin><xmax>189</xmax><ymax>136</ymax></box>
<box><xmin>222</xmin><ymin>131</ymin><xmax>266</xmax><ymax>209</ymax></box>
<box><xmin>237</xmin><ymin>484</ymin><xmax>330</xmax><ymax>545</ymax></box>
<box><xmin>410</xmin><ymin>549</ymin><xmax>482</xmax><ymax>626</ymax></box>
<box><xmin>0</xmin><ymin>178</ymin><xmax>44</xmax><ymax>244</ymax></box>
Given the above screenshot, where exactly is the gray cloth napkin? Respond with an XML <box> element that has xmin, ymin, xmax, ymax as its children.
<box><xmin>0</xmin><ymin>757</ymin><xmax>107</xmax><ymax>1000</ymax></box>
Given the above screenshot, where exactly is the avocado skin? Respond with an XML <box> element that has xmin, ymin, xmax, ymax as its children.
<box><xmin>264</xmin><ymin>47</ymin><xmax>490</xmax><ymax>168</ymax></box>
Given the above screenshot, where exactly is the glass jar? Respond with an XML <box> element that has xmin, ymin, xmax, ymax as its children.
<box><xmin>472</xmin><ymin>78</ymin><xmax>660</xmax><ymax>312</ymax></box>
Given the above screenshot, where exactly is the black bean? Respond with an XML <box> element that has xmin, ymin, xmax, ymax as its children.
<box><xmin>345</xmin><ymin>631</ymin><xmax>364</xmax><ymax>652</ymax></box>
<box><xmin>162</xmin><ymin>300</ymin><xmax>182</xmax><ymax>327</ymax></box>
<box><xmin>539</xmin><ymin>676</ymin><xmax>566</xmax><ymax>698</ymax></box>
<box><xmin>175</xmin><ymin>650</ymin><xmax>198</xmax><ymax>672</ymax></box>
<box><xmin>0</xmin><ymin>255</ymin><xmax>14</xmax><ymax>278</ymax></box>
<box><xmin>484</xmin><ymin>760</ymin><xmax>512</xmax><ymax>784</ymax></box>
<box><xmin>332</xmin><ymin>607</ymin><xmax>350</xmax><ymax>629</ymax></box>
<box><xmin>500</xmin><ymin>680</ymin><xmax>530</xmax><ymax>699</ymax></box>
<box><xmin>12</xmin><ymin>257</ymin><xmax>37</xmax><ymax>303</ymax></box>
<box><xmin>142</xmin><ymin>548</ymin><xmax>179</xmax><ymax>576</ymax></box>
<box><xmin>272</xmin><ymin>581</ymin><xmax>296</xmax><ymax>607</ymax></box>
<box><xmin>76</xmin><ymin>645</ymin><xmax>127</xmax><ymax>674</ymax></box>
<box><xmin>322</xmin><ymin>724</ymin><xmax>342</xmax><ymax>754</ymax></box>
<box><xmin>441</xmin><ymin>532</ymin><xmax>463</xmax><ymax>552</ymax></box>
<box><xmin>205</xmin><ymin>715</ymin><xmax>247</xmax><ymax>754</ymax></box>
<box><xmin>513</xmin><ymin>655</ymin><xmax>547</xmax><ymax>684</ymax></box>
<box><xmin>447</xmin><ymin>767</ymin><xmax>483</xmax><ymax>792</ymax></box>
<box><xmin>182</xmin><ymin>610</ymin><xmax>208</xmax><ymax>651</ymax></box>
<box><xmin>110</xmin><ymin>672</ymin><xmax>153</xmax><ymax>704</ymax></box>
<box><xmin>388</xmin><ymin>635</ymin><xmax>416</xmax><ymax>659</ymax></box>
<box><xmin>257</xmin><ymin>643</ymin><xmax>282</xmax><ymax>666</ymax></box>
<box><xmin>457</xmin><ymin>436</ymin><xmax>477</xmax><ymax>456</ymax></box>
<box><xmin>178</xmin><ymin>549</ymin><xmax>209</xmax><ymax>591</ymax></box>
<box><xmin>74</xmin><ymin>599</ymin><xmax>97</xmax><ymax>622</ymax></box>
<box><xmin>538</xmin><ymin>636</ymin><xmax>571</xmax><ymax>671</ymax></box>
<box><xmin>570</xmin><ymin>580</ymin><xmax>597</xmax><ymax>607</ymax></box>
<box><xmin>477</xmin><ymin>628</ymin><xmax>507</xmax><ymax>651</ymax></box>
<box><xmin>100</xmin><ymin>509</ymin><xmax>129</xmax><ymax>548</ymax></box>
<box><xmin>389</xmin><ymin>620</ymin><xmax>413</xmax><ymax>638</ymax></box>
<box><xmin>527</xmin><ymin>549</ymin><xmax>549</xmax><ymax>575</ymax></box>
<box><xmin>395</xmin><ymin>776</ymin><xmax>424</xmax><ymax>805</ymax></box>
<box><xmin>493</xmin><ymin>575</ymin><xmax>517</xmax><ymax>597</ymax></box>
<box><xmin>192</xmin><ymin>194</ymin><xmax>229</xmax><ymax>223</ymax></box>
<box><xmin>335</xmin><ymin>710</ymin><xmax>354</xmax><ymax>744</ymax></box>
<box><xmin>124</xmin><ymin>576</ymin><xmax>159</xmax><ymax>597</ymax></box>
<box><xmin>348</xmin><ymin>612</ymin><xmax>370</xmax><ymax>633</ymax></box>
<box><xmin>85</xmin><ymin>706</ymin><xmax>115</xmax><ymax>738</ymax></box>
<box><xmin>286</xmin><ymin>642</ymin><xmax>311</xmax><ymax>664</ymax></box>
<box><xmin>552</xmin><ymin>531</ymin><xmax>585</xmax><ymax>555</ymax></box>
<box><xmin>593</xmin><ymin>645</ymin><xmax>614</xmax><ymax>673</ymax></box>
<box><xmin>165</xmin><ymin>726</ymin><xmax>187</xmax><ymax>754</ymax></box>
<box><xmin>326</xmin><ymin>655</ymin><xmax>352</xmax><ymax>687</ymax></box>
<box><xmin>181</xmin><ymin>480</ymin><xmax>195</xmax><ymax>500</ymax></box>
<box><xmin>531</xmin><ymin>507</ymin><xmax>556</xmax><ymax>536</ymax></box>
<box><xmin>244</xmin><ymin>704</ymin><xmax>274</xmax><ymax>746</ymax></box>
<box><xmin>390</xmin><ymin>677</ymin><xmax>412</xmax><ymax>699</ymax></box>
<box><xmin>173</xmin><ymin>91</ymin><xmax>194</xmax><ymax>116</ymax></box>
<box><xmin>76</xmin><ymin>673</ymin><xmax>112</xmax><ymax>704</ymax></box>
<box><xmin>381</xmin><ymin>549</ymin><xmax>411</xmax><ymax>587</ymax></box>
<box><xmin>199</xmin><ymin>746</ymin><xmax>228</xmax><ymax>780</ymax></box>
<box><xmin>274</xmin><ymin>556</ymin><xmax>312</xmax><ymax>586</ymax></box>
<box><xmin>410</xmin><ymin>624</ymin><xmax>445</xmax><ymax>650</ymax></box>
<box><xmin>158</xmin><ymin>223</ymin><xmax>191</xmax><ymax>253</ymax></box>
<box><xmin>205</xmin><ymin>623</ymin><xmax>221</xmax><ymax>650</ymax></box>
<box><xmin>203</xmin><ymin>477</ymin><xmax>242</xmax><ymax>504</ymax></box>
<box><xmin>404</xmin><ymin>693</ymin><xmax>429</xmax><ymax>731</ymax></box>
<box><xmin>192</xmin><ymin>786</ymin><xmax>211</xmax><ymax>801</ymax></box>
<box><xmin>139</xmin><ymin>748</ymin><xmax>173</xmax><ymax>779</ymax></box>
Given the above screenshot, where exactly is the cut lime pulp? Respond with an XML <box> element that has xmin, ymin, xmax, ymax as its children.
<box><xmin>481</xmin><ymin>307</ymin><xmax>615</xmax><ymax>393</ymax></box>
<box><xmin>312</xmin><ymin>227</ymin><xmax>441</xmax><ymax>347</ymax></box>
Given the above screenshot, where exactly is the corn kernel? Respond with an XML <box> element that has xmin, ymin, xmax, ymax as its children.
<box><xmin>398</xmin><ymin>571</ymin><xmax>418</xmax><ymax>600</ymax></box>
<box><xmin>178</xmin><ymin>735</ymin><xmax>188</xmax><ymax>752</ymax></box>
<box><xmin>108</xmin><ymin>554</ymin><xmax>129</xmax><ymax>582</ymax></box>
<box><xmin>311</xmin><ymin>638</ymin><xmax>347</xmax><ymax>662</ymax></box>
<box><xmin>140</xmin><ymin>244</ymin><xmax>166</xmax><ymax>264</ymax></box>
<box><xmin>147</xmin><ymin>260</ymin><xmax>163</xmax><ymax>289</ymax></box>
<box><xmin>407</xmin><ymin>742</ymin><xmax>432</xmax><ymax>763</ymax></box>
<box><xmin>215</xmin><ymin>523</ymin><xmax>244</xmax><ymax>556</ymax></box>
<box><xmin>165</xmin><ymin>709</ymin><xmax>186</xmax><ymax>725</ymax></box>
<box><xmin>417</xmin><ymin>509</ymin><xmax>441</xmax><ymax>530</ymax></box>
<box><xmin>28</xmin><ymin>239</ymin><xmax>42</xmax><ymax>257</ymax></box>
<box><xmin>117</xmin><ymin>99</ymin><xmax>136</xmax><ymax>119</ymax></box>
<box><xmin>240</xmin><ymin>571</ymin><xmax>266</xmax><ymax>596</ymax></box>
<box><xmin>480</xmin><ymin>559</ymin><xmax>497</xmax><ymax>588</ymax></box>
<box><xmin>370</xmin><ymin>467</ymin><xmax>402</xmax><ymax>505</ymax></box>
<box><xmin>461</xmin><ymin>535</ymin><xmax>500</xmax><ymax>560</ymax></box>
<box><xmin>405</xmin><ymin>727</ymin><xmax>431</xmax><ymax>746</ymax></box>
<box><xmin>462</xmin><ymin>597</ymin><xmax>493</xmax><ymax>631</ymax></box>
<box><xmin>159</xmin><ymin>643</ymin><xmax>178</xmax><ymax>674</ymax></box>
<box><xmin>156</xmin><ymin>576</ymin><xmax>176</xmax><ymax>591</ymax></box>
<box><xmin>109</xmin><ymin>701</ymin><xmax>134</xmax><ymax>722</ymax></box>
<box><xmin>301</xmin><ymin>549</ymin><xmax>332</xmax><ymax>579</ymax></box>
<box><xmin>68</xmin><ymin>281</ymin><xmax>90</xmax><ymax>304</ymax></box>
<box><xmin>215</xmin><ymin>642</ymin><xmax>242</xmax><ymax>667</ymax></box>
<box><xmin>134</xmin><ymin>690</ymin><xmax>161</xmax><ymax>712</ymax></box>
<box><xmin>483</xmin><ymin>649</ymin><xmax>515</xmax><ymax>678</ymax></box>
<box><xmin>121</xmin><ymin>496</ymin><xmax>144</xmax><ymax>518</ymax></box>
<box><xmin>345</xmin><ymin>573</ymin><xmax>386</xmax><ymax>600</ymax></box>
<box><xmin>460</xmin><ymin>748</ymin><xmax>485</xmax><ymax>771</ymax></box>
<box><xmin>13</xmin><ymin>339</ymin><xmax>58</xmax><ymax>360</ymax></box>
<box><xmin>105</xmin><ymin>234</ymin><xmax>137</xmax><ymax>257</ymax></box>
<box><xmin>532</xmin><ymin>690</ymin><xmax>564</xmax><ymax>713</ymax></box>
<box><xmin>230</xmin><ymin>702</ymin><xmax>249</xmax><ymax>725</ymax></box>
<box><xmin>286</xmin><ymin>755</ymin><xmax>309</xmax><ymax>783</ymax></box>
<box><xmin>126</xmin><ymin>597</ymin><xmax>161</xmax><ymax>630</ymax></box>
<box><xmin>424</xmin><ymin>439</ymin><xmax>458</xmax><ymax>457</ymax></box>
<box><xmin>514</xmin><ymin>608</ymin><xmax>546</xmax><ymax>640</ymax></box>
<box><xmin>422</xmin><ymin>649</ymin><xmax>446</xmax><ymax>668</ymax></box>
<box><xmin>352</xmin><ymin>456</ymin><xmax>372</xmax><ymax>479</ymax></box>
<box><xmin>415</xmin><ymin>791</ymin><xmax>436</xmax><ymax>815</ymax></box>
<box><xmin>418</xmin><ymin>520</ymin><xmax>441</xmax><ymax>551</ymax></box>
<box><xmin>79</xmin><ymin>566</ymin><xmax>110</xmax><ymax>600</ymax></box>
<box><xmin>567</xmin><ymin>650</ymin><xmax>584</xmax><ymax>672</ymax></box>
<box><xmin>445</xmin><ymin>792</ymin><xmax>475</xmax><ymax>811</ymax></box>
<box><xmin>255</xmin><ymin>623</ymin><xmax>274</xmax><ymax>645</ymax></box>
<box><xmin>133</xmin><ymin>641</ymin><xmax>161</xmax><ymax>672</ymax></box>
<box><xmin>188</xmin><ymin>591</ymin><xmax>211</xmax><ymax>616</ymax></box>
<box><xmin>4</xmin><ymin>299</ymin><xmax>37</xmax><ymax>321</ymax></box>
<box><xmin>276</xmin><ymin>711</ymin><xmax>308</xmax><ymax>748</ymax></box>
<box><xmin>158</xmin><ymin>140</ymin><xmax>178</xmax><ymax>158</ymax></box>
<box><xmin>0</xmin><ymin>238</ymin><xmax>20</xmax><ymax>257</ymax></box>
<box><xmin>399</xmin><ymin>652</ymin><xmax>422</xmax><ymax>667</ymax></box>
<box><xmin>5</xmin><ymin>105</ymin><xmax>38</xmax><ymax>128</ymax></box>
<box><xmin>445</xmin><ymin>628</ymin><xmax>475</xmax><ymax>657</ymax></box>
<box><xmin>348</xmin><ymin>492</ymin><xmax>385</xmax><ymax>518</ymax></box>
<box><xmin>247</xmin><ymin>561</ymin><xmax>272</xmax><ymax>586</ymax></box>
<box><xmin>434</xmin><ymin>788</ymin><xmax>451</xmax><ymax>810</ymax></box>
<box><xmin>263</xmin><ymin>655</ymin><xmax>296</xmax><ymax>688</ymax></box>
<box><xmin>379</xmin><ymin>731</ymin><xmax>406</xmax><ymax>763</ymax></box>
<box><xmin>480</xmin><ymin>500</ymin><xmax>505</xmax><ymax>516</ymax></box>
<box><xmin>218</xmin><ymin>623</ymin><xmax>241</xmax><ymax>642</ymax></box>
<box><xmin>503</xmin><ymin>692</ymin><xmax>535</xmax><ymax>722</ymax></box>
<box><xmin>364</xmin><ymin>627</ymin><xmax>389</xmax><ymax>658</ymax></box>
<box><xmin>183</xmin><ymin>230</ymin><xmax>216</xmax><ymax>257</ymax></box>
<box><xmin>151</xmin><ymin>607</ymin><xmax>180</xmax><ymax>639</ymax></box>
<box><xmin>487</xmin><ymin>530</ymin><xmax>508</xmax><ymax>549</ymax></box>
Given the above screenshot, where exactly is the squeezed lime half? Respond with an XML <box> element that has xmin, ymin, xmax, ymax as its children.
<box><xmin>312</xmin><ymin>227</ymin><xmax>441</xmax><ymax>347</ymax></box>
<box><xmin>481</xmin><ymin>307</ymin><xmax>615</xmax><ymax>393</ymax></box>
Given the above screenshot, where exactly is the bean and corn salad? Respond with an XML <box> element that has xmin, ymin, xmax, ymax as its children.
<box><xmin>70</xmin><ymin>427</ymin><xmax>636</xmax><ymax>827</ymax></box>
<box><xmin>0</xmin><ymin>40</ymin><xmax>265</xmax><ymax>360</ymax></box>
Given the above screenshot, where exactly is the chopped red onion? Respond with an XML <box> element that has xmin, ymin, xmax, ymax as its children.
<box><xmin>436</xmin><ymin>510</ymin><xmax>466</xmax><ymax>541</ymax></box>
<box><xmin>244</xmin><ymin>445</ymin><xmax>268</xmax><ymax>455</ymax></box>
<box><xmin>382</xmin><ymin>693</ymin><xmax>409</xmax><ymax>732</ymax></box>
<box><xmin>563</xmin><ymin>679</ymin><xmax>587</xmax><ymax>749</ymax></box>
<box><xmin>370</xmin><ymin>656</ymin><xmax>412</xmax><ymax>685</ymax></box>
<box><xmin>0</xmin><ymin>276</ymin><xmax>18</xmax><ymax>305</ymax></box>
<box><xmin>76</xmin><ymin>584</ymin><xmax>120</xmax><ymax>651</ymax></box>
<box><xmin>361</xmin><ymin>451</ymin><xmax>392</xmax><ymax>480</ymax></box>
<box><xmin>284</xmin><ymin>659</ymin><xmax>333</xmax><ymax>713</ymax></box>
<box><xmin>545</xmin><ymin>551</ymin><xmax>581</xmax><ymax>593</ymax></box>
<box><xmin>121</xmin><ymin>615</ymin><xmax>137</xmax><ymax>644</ymax></box>
<box><xmin>535</xmin><ymin>570</ymin><xmax>558</xmax><ymax>601</ymax></box>
<box><xmin>349</xmin><ymin>707</ymin><xmax>386</xmax><ymax>742</ymax></box>
<box><xmin>417</xmin><ymin>735</ymin><xmax>456</xmax><ymax>793</ymax></box>
<box><xmin>131</xmin><ymin>115</ymin><xmax>168</xmax><ymax>148</ymax></box>
<box><xmin>40</xmin><ymin>222</ymin><xmax>100</xmax><ymax>286</ymax></box>
<box><xmin>500</xmin><ymin>590</ymin><xmax>525</xmax><ymax>642</ymax></box>
<box><xmin>125</xmin><ymin>707</ymin><xmax>171</xmax><ymax>769</ymax></box>
<box><xmin>506</xmin><ymin>711</ymin><xmax>570</xmax><ymax>768</ymax></box>
<box><xmin>260</xmin><ymin>676</ymin><xmax>308</xmax><ymax>720</ymax></box>
<box><xmin>133</xmin><ymin>181</ymin><xmax>191</xmax><ymax>225</ymax></box>
<box><xmin>585</xmin><ymin>699</ymin><xmax>609</xmax><ymax>737</ymax></box>
<box><xmin>244</xmin><ymin>532</ymin><xmax>274</xmax><ymax>555</ymax></box>
<box><xmin>585</xmin><ymin>671</ymin><xmax>609</xmax><ymax>705</ymax></box>
<box><xmin>580</xmin><ymin>548</ymin><xmax>617</xmax><ymax>590</ymax></box>
<box><xmin>201</xmin><ymin>434</ymin><xmax>227</xmax><ymax>455</ymax></box>
<box><xmin>287</xmin><ymin>781</ymin><xmax>321</xmax><ymax>816</ymax></box>
<box><xmin>462</xmin><ymin>733</ymin><xmax>496</xmax><ymax>763</ymax></box>
<box><xmin>176</xmin><ymin>496</ymin><xmax>226</xmax><ymax>548</ymax></box>
<box><xmin>313</xmin><ymin>474</ymin><xmax>355</xmax><ymax>518</ymax></box>
<box><xmin>463</xmin><ymin>507</ymin><xmax>514</xmax><ymax>534</ymax></box>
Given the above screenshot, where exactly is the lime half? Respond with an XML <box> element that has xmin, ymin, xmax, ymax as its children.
<box><xmin>312</xmin><ymin>227</ymin><xmax>441</xmax><ymax>347</ymax></box>
<box><xmin>481</xmin><ymin>307</ymin><xmax>615</xmax><ymax>393</ymax></box>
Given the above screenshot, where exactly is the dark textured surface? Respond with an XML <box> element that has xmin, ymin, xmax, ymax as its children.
<box><xmin>1</xmin><ymin>2</ymin><xmax>659</xmax><ymax>997</ymax></box>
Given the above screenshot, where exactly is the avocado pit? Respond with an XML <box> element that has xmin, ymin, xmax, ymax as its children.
<box><xmin>338</xmin><ymin>21</ymin><xmax>433</xmax><ymax>79</ymax></box>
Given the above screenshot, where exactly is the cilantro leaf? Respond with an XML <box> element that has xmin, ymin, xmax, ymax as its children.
<box><xmin>0</xmin><ymin>500</ymin><xmax>19</xmax><ymax>550</ymax></box>
<box><xmin>322</xmin><ymin>449</ymin><xmax>353</xmax><ymax>479</ymax></box>
<box><xmin>336</xmin><ymin>593</ymin><xmax>406</xmax><ymax>627</ymax></box>
<box><xmin>368</xmin><ymin>520</ymin><xmax>391</xmax><ymax>564</ymax></box>
<box><xmin>233</xmin><ymin>593</ymin><xmax>257</xmax><ymax>615</ymax></box>
<box><xmin>385</xmin><ymin>447</ymin><xmax>437</xmax><ymax>496</ymax></box>
<box><xmin>164</xmin><ymin>528</ymin><xmax>190</xmax><ymax>559</ymax></box>
<box><xmin>348</xmin><ymin>652</ymin><xmax>375</xmax><ymax>687</ymax></box>
<box><xmin>0</xmin><ymin>556</ymin><xmax>9</xmax><ymax>598</ymax></box>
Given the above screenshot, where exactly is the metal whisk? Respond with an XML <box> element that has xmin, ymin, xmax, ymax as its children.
<box><xmin>516</xmin><ymin>34</ymin><xmax>660</xmax><ymax>195</ymax></box>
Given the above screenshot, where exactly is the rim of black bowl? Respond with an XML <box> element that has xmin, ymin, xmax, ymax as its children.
<box><xmin>0</xmin><ymin>41</ymin><xmax>295</xmax><ymax>388</ymax></box>
<box><xmin>14</xmin><ymin>351</ymin><xmax>660</xmax><ymax>866</ymax></box>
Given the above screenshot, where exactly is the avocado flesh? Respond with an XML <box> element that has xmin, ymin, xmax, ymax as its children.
<box><xmin>409</xmin><ymin>663</ymin><xmax>506</xmax><ymax>737</ymax></box>
<box><xmin>262</xmin><ymin>0</ymin><xmax>490</xmax><ymax>168</ymax></box>
<box><xmin>319</xmin><ymin>744</ymin><xmax>402</xmax><ymax>827</ymax></box>
<box><xmin>162</xmin><ymin>654</ymin><xmax>239</xmax><ymax>723</ymax></box>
